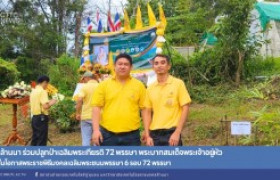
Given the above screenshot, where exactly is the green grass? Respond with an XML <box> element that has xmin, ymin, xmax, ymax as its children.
<box><xmin>0</xmin><ymin>104</ymin><xmax>11</xmax><ymax>125</ymax></box>
<box><xmin>183</xmin><ymin>90</ymin><xmax>280</xmax><ymax>145</ymax></box>
<box><xmin>1</xmin><ymin>82</ymin><xmax>280</xmax><ymax>145</ymax></box>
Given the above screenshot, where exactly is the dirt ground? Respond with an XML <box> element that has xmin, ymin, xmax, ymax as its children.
<box><xmin>1</xmin><ymin>99</ymin><xmax>280</xmax><ymax>146</ymax></box>
<box><xmin>0</xmin><ymin>104</ymin><xmax>81</xmax><ymax>146</ymax></box>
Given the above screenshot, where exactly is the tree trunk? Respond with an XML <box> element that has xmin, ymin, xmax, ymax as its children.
<box><xmin>57</xmin><ymin>0</ymin><xmax>65</xmax><ymax>55</ymax></box>
<box><xmin>74</xmin><ymin>11</ymin><xmax>82</xmax><ymax>57</ymax></box>
<box><xmin>235</xmin><ymin>50</ymin><xmax>244</xmax><ymax>86</ymax></box>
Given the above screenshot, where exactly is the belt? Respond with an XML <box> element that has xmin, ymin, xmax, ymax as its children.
<box><xmin>150</xmin><ymin>127</ymin><xmax>176</xmax><ymax>135</ymax></box>
<box><xmin>100</xmin><ymin>126</ymin><xmax>139</xmax><ymax>136</ymax></box>
<box><xmin>33</xmin><ymin>114</ymin><xmax>48</xmax><ymax>117</ymax></box>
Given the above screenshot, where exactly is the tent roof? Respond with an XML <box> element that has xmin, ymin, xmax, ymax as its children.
<box><xmin>255</xmin><ymin>2</ymin><xmax>280</xmax><ymax>30</ymax></box>
<box><xmin>201</xmin><ymin>33</ymin><xmax>217</xmax><ymax>46</ymax></box>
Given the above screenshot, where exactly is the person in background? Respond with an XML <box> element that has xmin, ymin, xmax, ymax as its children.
<box><xmin>76</xmin><ymin>71</ymin><xmax>99</xmax><ymax>146</ymax></box>
<box><xmin>30</xmin><ymin>75</ymin><xmax>57</xmax><ymax>146</ymax></box>
<box><xmin>143</xmin><ymin>54</ymin><xmax>191</xmax><ymax>146</ymax></box>
<box><xmin>91</xmin><ymin>53</ymin><xmax>146</xmax><ymax>146</ymax></box>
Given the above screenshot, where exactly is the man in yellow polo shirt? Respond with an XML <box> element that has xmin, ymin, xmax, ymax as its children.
<box><xmin>91</xmin><ymin>53</ymin><xmax>146</xmax><ymax>146</ymax></box>
<box><xmin>30</xmin><ymin>75</ymin><xmax>57</xmax><ymax>146</ymax></box>
<box><xmin>143</xmin><ymin>54</ymin><xmax>191</xmax><ymax>146</ymax></box>
<box><xmin>76</xmin><ymin>71</ymin><xmax>99</xmax><ymax>146</ymax></box>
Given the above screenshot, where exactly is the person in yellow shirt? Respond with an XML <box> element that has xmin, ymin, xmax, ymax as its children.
<box><xmin>76</xmin><ymin>71</ymin><xmax>99</xmax><ymax>146</ymax></box>
<box><xmin>91</xmin><ymin>53</ymin><xmax>146</xmax><ymax>146</ymax></box>
<box><xmin>30</xmin><ymin>75</ymin><xmax>57</xmax><ymax>146</ymax></box>
<box><xmin>143</xmin><ymin>54</ymin><xmax>191</xmax><ymax>146</ymax></box>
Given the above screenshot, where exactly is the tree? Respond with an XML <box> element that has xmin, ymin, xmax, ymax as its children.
<box><xmin>213</xmin><ymin>0</ymin><xmax>256</xmax><ymax>85</ymax></box>
<box><xmin>1</xmin><ymin>0</ymin><xmax>87</xmax><ymax>59</ymax></box>
<box><xmin>125</xmin><ymin>0</ymin><xmax>218</xmax><ymax>46</ymax></box>
<box><xmin>48</xmin><ymin>54</ymin><xmax>80</xmax><ymax>96</ymax></box>
<box><xmin>189</xmin><ymin>0</ymin><xmax>257</xmax><ymax>85</ymax></box>
<box><xmin>72</xmin><ymin>1</ymin><xmax>86</xmax><ymax>57</ymax></box>
<box><xmin>0</xmin><ymin>58</ymin><xmax>19</xmax><ymax>90</ymax></box>
<box><xmin>0</xmin><ymin>0</ymin><xmax>86</xmax><ymax>82</ymax></box>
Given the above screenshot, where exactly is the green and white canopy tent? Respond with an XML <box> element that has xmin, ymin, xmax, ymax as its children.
<box><xmin>201</xmin><ymin>1</ymin><xmax>280</xmax><ymax>57</ymax></box>
<box><xmin>253</xmin><ymin>1</ymin><xmax>280</xmax><ymax>57</ymax></box>
<box><xmin>200</xmin><ymin>33</ymin><xmax>218</xmax><ymax>46</ymax></box>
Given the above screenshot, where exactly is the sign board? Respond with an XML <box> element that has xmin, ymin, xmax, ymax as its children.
<box><xmin>231</xmin><ymin>121</ymin><xmax>252</xmax><ymax>135</ymax></box>
<box><xmin>89</xmin><ymin>27</ymin><xmax>157</xmax><ymax>70</ymax></box>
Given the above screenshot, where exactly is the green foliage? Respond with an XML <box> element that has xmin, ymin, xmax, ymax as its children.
<box><xmin>248</xmin><ymin>88</ymin><xmax>267</xmax><ymax>100</ymax></box>
<box><xmin>169</xmin><ymin>0</ymin><xmax>257</xmax><ymax>84</ymax></box>
<box><xmin>125</xmin><ymin>0</ymin><xmax>173</xmax><ymax>26</ymax></box>
<box><xmin>188</xmin><ymin>84</ymin><xmax>235</xmax><ymax>104</ymax></box>
<box><xmin>0</xmin><ymin>0</ymin><xmax>83</xmax><ymax>88</ymax></box>
<box><xmin>15</xmin><ymin>57</ymin><xmax>50</xmax><ymax>83</ymax></box>
<box><xmin>49</xmin><ymin>99</ymin><xmax>78</xmax><ymax>133</ymax></box>
<box><xmin>166</xmin><ymin>7</ymin><xmax>209</xmax><ymax>46</ymax></box>
<box><xmin>241</xmin><ymin>87</ymin><xmax>267</xmax><ymax>100</ymax></box>
<box><xmin>0</xmin><ymin>1</ymin><xmax>63</xmax><ymax>59</ymax></box>
<box><xmin>235</xmin><ymin>76</ymin><xmax>280</xmax><ymax>101</ymax></box>
<box><xmin>125</xmin><ymin>0</ymin><xmax>213</xmax><ymax>46</ymax></box>
<box><xmin>171</xmin><ymin>61</ymin><xmax>190</xmax><ymax>84</ymax></box>
<box><xmin>211</xmin><ymin>0</ymin><xmax>256</xmax><ymax>84</ymax></box>
<box><xmin>256</xmin><ymin>78</ymin><xmax>280</xmax><ymax>99</ymax></box>
<box><xmin>238</xmin><ymin>135</ymin><xmax>255</xmax><ymax>146</ymax></box>
<box><xmin>0</xmin><ymin>58</ymin><xmax>19</xmax><ymax>90</ymax></box>
<box><xmin>0</xmin><ymin>0</ymin><xmax>85</xmax><ymax>80</ymax></box>
<box><xmin>48</xmin><ymin>54</ymin><xmax>80</xmax><ymax>96</ymax></box>
<box><xmin>251</xmin><ymin>106</ymin><xmax>280</xmax><ymax>145</ymax></box>
<box><xmin>186</xmin><ymin>51</ymin><xmax>280</xmax><ymax>85</ymax></box>
<box><xmin>189</xmin><ymin>48</ymin><xmax>223</xmax><ymax>84</ymax></box>
<box><xmin>169</xmin><ymin>47</ymin><xmax>191</xmax><ymax>83</ymax></box>
<box><xmin>160</xmin><ymin>0</ymin><xmax>263</xmax><ymax>85</ymax></box>
<box><xmin>194</xmin><ymin>124</ymin><xmax>220</xmax><ymax>140</ymax></box>
<box><xmin>169</xmin><ymin>0</ymin><xmax>265</xmax><ymax>85</ymax></box>
<box><xmin>244</xmin><ymin>56</ymin><xmax>280</xmax><ymax>79</ymax></box>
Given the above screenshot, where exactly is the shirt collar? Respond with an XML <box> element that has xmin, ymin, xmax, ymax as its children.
<box><xmin>155</xmin><ymin>75</ymin><xmax>173</xmax><ymax>85</ymax></box>
<box><xmin>35</xmin><ymin>85</ymin><xmax>44</xmax><ymax>90</ymax></box>
<box><xmin>88</xmin><ymin>80</ymin><xmax>98</xmax><ymax>83</ymax></box>
<box><xmin>112</xmin><ymin>75</ymin><xmax>132</xmax><ymax>81</ymax></box>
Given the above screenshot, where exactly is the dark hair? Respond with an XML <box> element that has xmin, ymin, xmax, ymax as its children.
<box><xmin>37</xmin><ymin>75</ymin><xmax>50</xmax><ymax>84</ymax></box>
<box><xmin>152</xmin><ymin>54</ymin><xmax>171</xmax><ymax>64</ymax></box>
<box><xmin>115</xmin><ymin>53</ymin><xmax>133</xmax><ymax>65</ymax></box>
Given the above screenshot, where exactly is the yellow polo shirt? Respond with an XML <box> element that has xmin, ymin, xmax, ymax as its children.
<box><xmin>30</xmin><ymin>85</ymin><xmax>49</xmax><ymax>115</ymax></box>
<box><xmin>91</xmin><ymin>76</ymin><xmax>146</xmax><ymax>133</ymax></box>
<box><xmin>78</xmin><ymin>80</ymin><xmax>99</xmax><ymax>120</ymax></box>
<box><xmin>145</xmin><ymin>75</ymin><xmax>191</xmax><ymax>130</ymax></box>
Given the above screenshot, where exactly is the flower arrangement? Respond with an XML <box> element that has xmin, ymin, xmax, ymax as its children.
<box><xmin>80</xmin><ymin>62</ymin><xmax>111</xmax><ymax>74</ymax></box>
<box><xmin>78</xmin><ymin>62</ymin><xmax>112</xmax><ymax>83</ymax></box>
<box><xmin>46</xmin><ymin>84</ymin><xmax>58</xmax><ymax>96</ymax></box>
<box><xmin>0</xmin><ymin>81</ymin><xmax>32</xmax><ymax>99</ymax></box>
<box><xmin>46</xmin><ymin>84</ymin><xmax>65</xmax><ymax>102</ymax></box>
<box><xmin>98</xmin><ymin>64</ymin><xmax>111</xmax><ymax>75</ymax></box>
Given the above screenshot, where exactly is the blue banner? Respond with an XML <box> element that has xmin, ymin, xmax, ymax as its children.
<box><xmin>89</xmin><ymin>28</ymin><xmax>157</xmax><ymax>70</ymax></box>
<box><xmin>0</xmin><ymin>146</ymin><xmax>280</xmax><ymax>179</ymax></box>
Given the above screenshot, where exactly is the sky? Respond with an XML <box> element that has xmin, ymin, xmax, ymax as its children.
<box><xmin>82</xmin><ymin>0</ymin><xmax>127</xmax><ymax>31</ymax></box>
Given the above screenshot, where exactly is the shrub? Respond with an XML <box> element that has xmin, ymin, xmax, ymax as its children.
<box><xmin>0</xmin><ymin>57</ymin><xmax>19</xmax><ymax>90</ymax></box>
<box><xmin>48</xmin><ymin>54</ymin><xmax>80</xmax><ymax>96</ymax></box>
<box><xmin>49</xmin><ymin>99</ymin><xmax>78</xmax><ymax>133</ymax></box>
<box><xmin>189</xmin><ymin>48</ymin><xmax>223</xmax><ymax>84</ymax></box>
<box><xmin>250</xmin><ymin>106</ymin><xmax>280</xmax><ymax>145</ymax></box>
<box><xmin>244</xmin><ymin>56</ymin><xmax>280</xmax><ymax>80</ymax></box>
<box><xmin>15</xmin><ymin>56</ymin><xmax>51</xmax><ymax>83</ymax></box>
<box><xmin>234</xmin><ymin>76</ymin><xmax>280</xmax><ymax>101</ymax></box>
